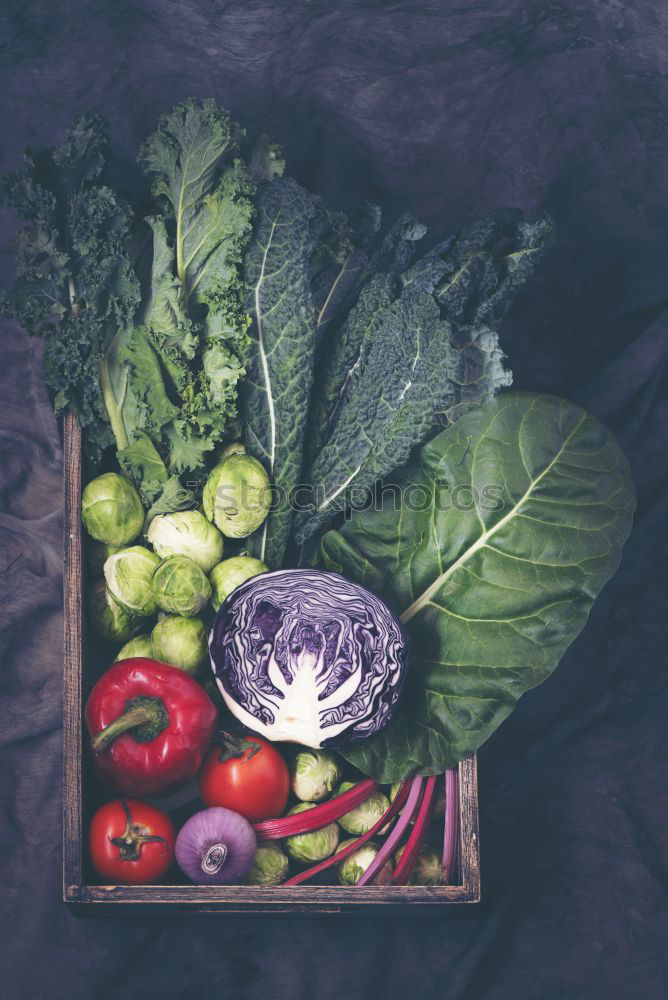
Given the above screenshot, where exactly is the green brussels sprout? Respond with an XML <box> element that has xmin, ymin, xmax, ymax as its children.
<box><xmin>88</xmin><ymin>579</ymin><xmax>142</xmax><ymax>642</ymax></box>
<box><xmin>147</xmin><ymin>511</ymin><xmax>224</xmax><ymax>573</ymax></box>
<box><xmin>86</xmin><ymin>541</ymin><xmax>122</xmax><ymax>576</ymax></box>
<box><xmin>202</xmin><ymin>454</ymin><xmax>271</xmax><ymax>538</ymax></box>
<box><xmin>103</xmin><ymin>545</ymin><xmax>160</xmax><ymax>616</ymax></box>
<box><xmin>81</xmin><ymin>473</ymin><xmax>144</xmax><ymax>546</ymax></box>
<box><xmin>291</xmin><ymin>750</ymin><xmax>341</xmax><ymax>803</ymax></box>
<box><xmin>284</xmin><ymin>803</ymin><xmax>340</xmax><ymax>863</ymax></box>
<box><xmin>210</xmin><ymin>556</ymin><xmax>269</xmax><ymax>610</ymax></box>
<box><xmin>394</xmin><ymin>845</ymin><xmax>443</xmax><ymax>885</ymax></box>
<box><xmin>115</xmin><ymin>635</ymin><xmax>154</xmax><ymax>661</ymax></box>
<box><xmin>245</xmin><ymin>845</ymin><xmax>289</xmax><ymax>886</ymax></box>
<box><xmin>335</xmin><ymin>840</ymin><xmax>383</xmax><ymax>885</ymax></box>
<box><xmin>151</xmin><ymin>615</ymin><xmax>208</xmax><ymax>675</ymax></box>
<box><xmin>336</xmin><ymin>782</ymin><xmax>391</xmax><ymax>835</ymax></box>
<box><xmin>151</xmin><ymin>555</ymin><xmax>212</xmax><ymax>617</ymax></box>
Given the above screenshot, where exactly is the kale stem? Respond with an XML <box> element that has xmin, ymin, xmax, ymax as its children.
<box><xmin>67</xmin><ymin>277</ymin><xmax>79</xmax><ymax>320</ymax></box>
<box><xmin>99</xmin><ymin>354</ymin><xmax>129</xmax><ymax>452</ymax></box>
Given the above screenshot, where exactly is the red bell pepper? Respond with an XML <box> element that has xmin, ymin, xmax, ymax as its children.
<box><xmin>85</xmin><ymin>657</ymin><xmax>217</xmax><ymax>797</ymax></box>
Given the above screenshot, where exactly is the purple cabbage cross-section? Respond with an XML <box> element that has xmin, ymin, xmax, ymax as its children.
<box><xmin>209</xmin><ymin>569</ymin><xmax>409</xmax><ymax>748</ymax></box>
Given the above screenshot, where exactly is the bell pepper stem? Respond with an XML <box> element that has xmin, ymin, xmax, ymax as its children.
<box><xmin>91</xmin><ymin>706</ymin><xmax>157</xmax><ymax>755</ymax></box>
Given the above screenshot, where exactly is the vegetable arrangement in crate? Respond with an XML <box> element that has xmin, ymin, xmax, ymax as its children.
<box><xmin>1</xmin><ymin>101</ymin><xmax>636</xmax><ymax>890</ymax></box>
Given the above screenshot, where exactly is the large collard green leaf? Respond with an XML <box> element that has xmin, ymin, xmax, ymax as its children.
<box><xmin>320</xmin><ymin>393</ymin><xmax>636</xmax><ymax>782</ymax></box>
<box><xmin>295</xmin><ymin>212</ymin><xmax>553</xmax><ymax>548</ymax></box>
<box><xmin>242</xmin><ymin>177</ymin><xmax>318</xmax><ymax>568</ymax></box>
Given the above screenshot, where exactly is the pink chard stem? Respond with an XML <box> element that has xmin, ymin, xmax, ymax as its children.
<box><xmin>284</xmin><ymin>781</ymin><xmax>411</xmax><ymax>886</ymax></box>
<box><xmin>357</xmin><ymin>775</ymin><xmax>424</xmax><ymax>886</ymax></box>
<box><xmin>442</xmin><ymin>767</ymin><xmax>459</xmax><ymax>884</ymax></box>
<box><xmin>254</xmin><ymin>779</ymin><xmax>377</xmax><ymax>840</ymax></box>
<box><xmin>391</xmin><ymin>774</ymin><xmax>438</xmax><ymax>885</ymax></box>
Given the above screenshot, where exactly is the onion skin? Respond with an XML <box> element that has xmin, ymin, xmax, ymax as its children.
<box><xmin>175</xmin><ymin>807</ymin><xmax>257</xmax><ymax>884</ymax></box>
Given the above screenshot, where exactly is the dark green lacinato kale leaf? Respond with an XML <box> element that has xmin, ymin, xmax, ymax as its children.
<box><xmin>305</xmin><ymin>212</ymin><xmax>429</xmax><ymax>465</ymax></box>
<box><xmin>309</xmin><ymin>199</ymin><xmax>382</xmax><ymax>352</ymax></box>
<box><xmin>0</xmin><ymin>116</ymin><xmax>140</xmax><ymax>463</ymax></box>
<box><xmin>320</xmin><ymin>392</ymin><xmax>636</xmax><ymax>782</ymax></box>
<box><xmin>294</xmin><ymin>210</ymin><xmax>553</xmax><ymax>548</ymax></box>
<box><xmin>135</xmin><ymin>99</ymin><xmax>255</xmax><ymax>476</ymax></box>
<box><xmin>241</xmin><ymin>177</ymin><xmax>318</xmax><ymax>569</ymax></box>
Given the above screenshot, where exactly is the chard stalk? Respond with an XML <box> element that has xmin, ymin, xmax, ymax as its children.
<box><xmin>356</xmin><ymin>775</ymin><xmax>424</xmax><ymax>886</ymax></box>
<box><xmin>390</xmin><ymin>774</ymin><xmax>437</xmax><ymax>885</ymax></box>
<box><xmin>253</xmin><ymin>779</ymin><xmax>377</xmax><ymax>840</ymax></box>
<box><xmin>283</xmin><ymin>782</ymin><xmax>410</xmax><ymax>886</ymax></box>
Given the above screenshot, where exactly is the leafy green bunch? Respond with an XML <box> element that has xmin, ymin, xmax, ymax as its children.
<box><xmin>1</xmin><ymin>101</ymin><xmax>258</xmax><ymax>516</ymax></box>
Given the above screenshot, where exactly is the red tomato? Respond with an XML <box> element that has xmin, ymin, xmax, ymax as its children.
<box><xmin>88</xmin><ymin>798</ymin><xmax>176</xmax><ymax>884</ymax></box>
<box><xmin>198</xmin><ymin>733</ymin><xmax>289</xmax><ymax>822</ymax></box>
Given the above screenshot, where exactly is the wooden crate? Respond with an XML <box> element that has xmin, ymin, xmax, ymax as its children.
<box><xmin>62</xmin><ymin>413</ymin><xmax>480</xmax><ymax>912</ymax></box>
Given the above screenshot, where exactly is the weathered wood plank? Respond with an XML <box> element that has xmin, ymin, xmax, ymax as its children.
<box><xmin>63</xmin><ymin>412</ymin><xmax>83</xmax><ymax>894</ymax></box>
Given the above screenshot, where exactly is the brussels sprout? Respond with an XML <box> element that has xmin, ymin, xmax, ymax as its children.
<box><xmin>116</xmin><ymin>635</ymin><xmax>154</xmax><ymax>661</ymax></box>
<box><xmin>147</xmin><ymin>511</ymin><xmax>224</xmax><ymax>573</ymax></box>
<box><xmin>104</xmin><ymin>545</ymin><xmax>160</xmax><ymax>616</ymax></box>
<box><xmin>394</xmin><ymin>845</ymin><xmax>443</xmax><ymax>885</ymax></box>
<box><xmin>291</xmin><ymin>751</ymin><xmax>341</xmax><ymax>803</ymax></box>
<box><xmin>81</xmin><ymin>473</ymin><xmax>144</xmax><ymax>546</ymax></box>
<box><xmin>202</xmin><ymin>454</ymin><xmax>271</xmax><ymax>538</ymax></box>
<box><xmin>335</xmin><ymin>840</ymin><xmax>382</xmax><ymax>885</ymax></box>
<box><xmin>86</xmin><ymin>541</ymin><xmax>122</xmax><ymax>576</ymax></box>
<box><xmin>152</xmin><ymin>555</ymin><xmax>212</xmax><ymax>617</ymax></box>
<box><xmin>336</xmin><ymin>781</ymin><xmax>391</xmax><ymax>835</ymax></box>
<box><xmin>209</xmin><ymin>556</ymin><xmax>268</xmax><ymax>610</ymax></box>
<box><xmin>245</xmin><ymin>845</ymin><xmax>289</xmax><ymax>886</ymax></box>
<box><xmin>88</xmin><ymin>579</ymin><xmax>142</xmax><ymax>642</ymax></box>
<box><xmin>151</xmin><ymin>615</ymin><xmax>208</xmax><ymax>675</ymax></box>
<box><xmin>284</xmin><ymin>803</ymin><xmax>339</xmax><ymax>863</ymax></box>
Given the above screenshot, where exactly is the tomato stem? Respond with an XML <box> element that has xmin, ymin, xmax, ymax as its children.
<box><xmin>213</xmin><ymin>730</ymin><xmax>262</xmax><ymax>763</ymax></box>
<box><xmin>109</xmin><ymin>799</ymin><xmax>167</xmax><ymax>861</ymax></box>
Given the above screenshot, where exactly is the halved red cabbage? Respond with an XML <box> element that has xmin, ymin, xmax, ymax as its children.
<box><xmin>209</xmin><ymin>569</ymin><xmax>408</xmax><ymax>748</ymax></box>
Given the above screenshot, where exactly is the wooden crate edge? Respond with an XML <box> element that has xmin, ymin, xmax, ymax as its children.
<box><xmin>63</xmin><ymin>412</ymin><xmax>83</xmax><ymax>897</ymax></box>
<box><xmin>62</xmin><ymin>414</ymin><xmax>481</xmax><ymax>908</ymax></box>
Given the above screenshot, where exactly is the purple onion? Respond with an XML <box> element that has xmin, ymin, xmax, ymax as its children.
<box><xmin>175</xmin><ymin>807</ymin><xmax>257</xmax><ymax>884</ymax></box>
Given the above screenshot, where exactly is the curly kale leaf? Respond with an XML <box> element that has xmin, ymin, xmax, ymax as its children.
<box><xmin>136</xmin><ymin>99</ymin><xmax>255</xmax><ymax>475</ymax></box>
<box><xmin>0</xmin><ymin>116</ymin><xmax>140</xmax><ymax>463</ymax></box>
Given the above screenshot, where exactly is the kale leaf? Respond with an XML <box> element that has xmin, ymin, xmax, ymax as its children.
<box><xmin>294</xmin><ymin>210</ymin><xmax>553</xmax><ymax>548</ymax></box>
<box><xmin>134</xmin><ymin>99</ymin><xmax>255</xmax><ymax>477</ymax></box>
<box><xmin>0</xmin><ymin>115</ymin><xmax>140</xmax><ymax>465</ymax></box>
<box><xmin>241</xmin><ymin>177</ymin><xmax>318</xmax><ymax>569</ymax></box>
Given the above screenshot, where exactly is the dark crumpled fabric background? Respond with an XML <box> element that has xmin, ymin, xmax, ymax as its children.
<box><xmin>1</xmin><ymin>2</ymin><xmax>667</xmax><ymax>998</ymax></box>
